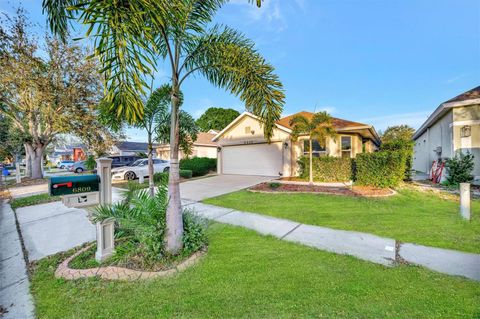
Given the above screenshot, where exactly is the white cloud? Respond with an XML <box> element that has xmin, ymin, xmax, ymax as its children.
<box><xmin>359</xmin><ymin>111</ymin><xmax>431</xmax><ymax>131</ymax></box>
<box><xmin>446</xmin><ymin>74</ymin><xmax>466</xmax><ymax>84</ymax></box>
<box><xmin>316</xmin><ymin>106</ymin><xmax>337</xmax><ymax>114</ymax></box>
<box><xmin>229</xmin><ymin>0</ymin><xmax>287</xmax><ymax>31</ymax></box>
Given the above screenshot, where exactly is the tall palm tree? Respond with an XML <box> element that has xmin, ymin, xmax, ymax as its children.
<box><xmin>290</xmin><ymin>112</ymin><xmax>337</xmax><ymax>185</ymax></box>
<box><xmin>43</xmin><ymin>0</ymin><xmax>285</xmax><ymax>254</ymax></box>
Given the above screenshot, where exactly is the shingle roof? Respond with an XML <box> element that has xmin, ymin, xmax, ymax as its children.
<box><xmin>444</xmin><ymin>86</ymin><xmax>480</xmax><ymax>104</ymax></box>
<box><xmin>276</xmin><ymin>111</ymin><xmax>369</xmax><ymax>130</ymax></box>
<box><xmin>116</xmin><ymin>141</ymin><xmax>152</xmax><ymax>151</ymax></box>
<box><xmin>194</xmin><ymin>132</ymin><xmax>217</xmax><ymax>146</ymax></box>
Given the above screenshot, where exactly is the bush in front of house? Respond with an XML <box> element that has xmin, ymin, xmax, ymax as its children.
<box><xmin>180</xmin><ymin>157</ymin><xmax>216</xmax><ymax>177</ymax></box>
<box><xmin>93</xmin><ymin>178</ymin><xmax>207</xmax><ymax>265</ymax></box>
<box><xmin>445</xmin><ymin>151</ymin><xmax>475</xmax><ymax>186</ymax></box>
<box><xmin>297</xmin><ymin>156</ymin><xmax>352</xmax><ymax>182</ymax></box>
<box><xmin>85</xmin><ymin>155</ymin><xmax>96</xmax><ymax>171</ymax></box>
<box><xmin>380</xmin><ymin>140</ymin><xmax>414</xmax><ymax>181</ymax></box>
<box><xmin>355</xmin><ymin>150</ymin><xmax>407</xmax><ymax>188</ymax></box>
<box><xmin>180</xmin><ymin>169</ymin><xmax>193</xmax><ymax>179</ymax></box>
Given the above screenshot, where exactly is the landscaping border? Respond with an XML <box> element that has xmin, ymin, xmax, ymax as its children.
<box><xmin>248</xmin><ymin>185</ymin><xmax>397</xmax><ymax>198</ymax></box>
<box><xmin>55</xmin><ymin>245</ymin><xmax>206</xmax><ymax>281</ymax></box>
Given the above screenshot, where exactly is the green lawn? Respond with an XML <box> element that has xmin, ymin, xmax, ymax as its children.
<box><xmin>31</xmin><ymin>224</ymin><xmax>479</xmax><ymax>318</ymax></box>
<box><xmin>10</xmin><ymin>193</ymin><xmax>59</xmax><ymax>209</ymax></box>
<box><xmin>204</xmin><ymin>188</ymin><xmax>480</xmax><ymax>253</ymax></box>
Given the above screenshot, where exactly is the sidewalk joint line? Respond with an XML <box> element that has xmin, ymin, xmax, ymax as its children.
<box><xmin>281</xmin><ymin>223</ymin><xmax>302</xmax><ymax>239</ymax></box>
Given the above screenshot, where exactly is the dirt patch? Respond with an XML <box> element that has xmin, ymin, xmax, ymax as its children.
<box><xmin>249</xmin><ymin>183</ymin><xmax>395</xmax><ymax>197</ymax></box>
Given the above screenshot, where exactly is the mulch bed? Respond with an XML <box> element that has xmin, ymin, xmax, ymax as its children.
<box><xmin>249</xmin><ymin>183</ymin><xmax>395</xmax><ymax>197</ymax></box>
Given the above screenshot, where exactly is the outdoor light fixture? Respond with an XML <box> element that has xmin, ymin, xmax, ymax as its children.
<box><xmin>217</xmin><ymin>147</ymin><xmax>222</xmax><ymax>152</ymax></box>
<box><xmin>284</xmin><ymin>142</ymin><xmax>289</xmax><ymax>149</ymax></box>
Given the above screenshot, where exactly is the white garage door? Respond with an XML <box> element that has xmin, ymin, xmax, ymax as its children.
<box><xmin>222</xmin><ymin>143</ymin><xmax>283</xmax><ymax>176</ymax></box>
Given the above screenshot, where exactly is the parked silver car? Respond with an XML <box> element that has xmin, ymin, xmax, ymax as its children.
<box><xmin>69</xmin><ymin>161</ymin><xmax>86</xmax><ymax>173</ymax></box>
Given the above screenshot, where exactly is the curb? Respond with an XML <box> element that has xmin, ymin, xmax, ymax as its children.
<box><xmin>55</xmin><ymin>245</ymin><xmax>206</xmax><ymax>281</ymax></box>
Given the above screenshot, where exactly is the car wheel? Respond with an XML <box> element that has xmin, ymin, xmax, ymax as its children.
<box><xmin>163</xmin><ymin>167</ymin><xmax>170</xmax><ymax>173</ymax></box>
<box><xmin>124</xmin><ymin>171</ymin><xmax>136</xmax><ymax>180</ymax></box>
<box><xmin>60</xmin><ymin>165</ymin><xmax>64</xmax><ymax>169</ymax></box>
<box><xmin>75</xmin><ymin>168</ymin><xmax>84</xmax><ymax>173</ymax></box>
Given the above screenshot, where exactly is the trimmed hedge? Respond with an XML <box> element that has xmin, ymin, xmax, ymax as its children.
<box><xmin>180</xmin><ymin>169</ymin><xmax>193</xmax><ymax>179</ymax></box>
<box><xmin>180</xmin><ymin>157</ymin><xmax>216</xmax><ymax>177</ymax></box>
<box><xmin>355</xmin><ymin>151</ymin><xmax>407</xmax><ymax>188</ymax></box>
<box><xmin>297</xmin><ymin>156</ymin><xmax>352</xmax><ymax>182</ymax></box>
<box><xmin>153</xmin><ymin>170</ymin><xmax>193</xmax><ymax>182</ymax></box>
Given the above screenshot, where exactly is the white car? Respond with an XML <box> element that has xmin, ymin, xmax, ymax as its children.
<box><xmin>111</xmin><ymin>158</ymin><xmax>170</xmax><ymax>181</ymax></box>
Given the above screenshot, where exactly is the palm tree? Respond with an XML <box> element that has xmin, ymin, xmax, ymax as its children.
<box><xmin>43</xmin><ymin>0</ymin><xmax>285</xmax><ymax>254</ymax></box>
<box><xmin>134</xmin><ymin>85</ymin><xmax>170</xmax><ymax>197</ymax></box>
<box><xmin>290</xmin><ymin>112</ymin><xmax>337</xmax><ymax>185</ymax></box>
<box><xmin>156</xmin><ymin>110</ymin><xmax>199</xmax><ymax>159</ymax></box>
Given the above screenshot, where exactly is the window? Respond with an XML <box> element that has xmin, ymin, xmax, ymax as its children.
<box><xmin>341</xmin><ymin>136</ymin><xmax>352</xmax><ymax>158</ymax></box>
<box><xmin>244</xmin><ymin>126</ymin><xmax>251</xmax><ymax>134</ymax></box>
<box><xmin>303</xmin><ymin>140</ymin><xmax>326</xmax><ymax>157</ymax></box>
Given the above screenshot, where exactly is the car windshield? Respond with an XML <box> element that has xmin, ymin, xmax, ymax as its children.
<box><xmin>130</xmin><ymin>159</ymin><xmax>144</xmax><ymax>167</ymax></box>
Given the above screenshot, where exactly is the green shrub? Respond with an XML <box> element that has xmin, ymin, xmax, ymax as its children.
<box><xmin>355</xmin><ymin>150</ymin><xmax>407</xmax><ymax>188</ymax></box>
<box><xmin>297</xmin><ymin>156</ymin><xmax>352</xmax><ymax>182</ymax></box>
<box><xmin>85</xmin><ymin>155</ymin><xmax>96</xmax><ymax>171</ymax></box>
<box><xmin>180</xmin><ymin>157</ymin><xmax>216</xmax><ymax>177</ymax></box>
<box><xmin>381</xmin><ymin>140</ymin><xmax>414</xmax><ymax>181</ymax></box>
<box><xmin>153</xmin><ymin>172</ymin><xmax>169</xmax><ymax>184</ymax></box>
<box><xmin>93</xmin><ymin>178</ymin><xmax>207</xmax><ymax>263</ymax></box>
<box><xmin>269</xmin><ymin>182</ymin><xmax>281</xmax><ymax>189</ymax></box>
<box><xmin>180</xmin><ymin>170</ymin><xmax>193</xmax><ymax>179</ymax></box>
<box><xmin>445</xmin><ymin>152</ymin><xmax>475</xmax><ymax>186</ymax></box>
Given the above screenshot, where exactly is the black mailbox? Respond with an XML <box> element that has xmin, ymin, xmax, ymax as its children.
<box><xmin>49</xmin><ymin>175</ymin><xmax>100</xmax><ymax>196</ymax></box>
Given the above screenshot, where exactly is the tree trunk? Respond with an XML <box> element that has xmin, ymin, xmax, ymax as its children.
<box><xmin>147</xmin><ymin>133</ymin><xmax>155</xmax><ymax>197</ymax></box>
<box><xmin>165</xmin><ymin>84</ymin><xmax>184</xmax><ymax>255</ymax></box>
<box><xmin>25</xmin><ymin>143</ymin><xmax>44</xmax><ymax>179</ymax></box>
<box><xmin>15</xmin><ymin>153</ymin><xmax>21</xmax><ymax>184</ymax></box>
<box><xmin>24</xmin><ymin>144</ymin><xmax>31</xmax><ymax>178</ymax></box>
<box><xmin>309</xmin><ymin>139</ymin><xmax>313</xmax><ymax>185</ymax></box>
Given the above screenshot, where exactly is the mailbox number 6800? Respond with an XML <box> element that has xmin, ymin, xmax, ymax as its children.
<box><xmin>73</xmin><ymin>187</ymin><xmax>91</xmax><ymax>193</ymax></box>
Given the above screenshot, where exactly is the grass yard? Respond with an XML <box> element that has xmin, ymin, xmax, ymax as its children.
<box><xmin>31</xmin><ymin>224</ymin><xmax>479</xmax><ymax>318</ymax></box>
<box><xmin>204</xmin><ymin>188</ymin><xmax>480</xmax><ymax>253</ymax></box>
<box><xmin>10</xmin><ymin>193</ymin><xmax>59</xmax><ymax>209</ymax></box>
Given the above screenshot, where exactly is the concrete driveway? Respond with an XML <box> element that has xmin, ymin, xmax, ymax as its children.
<box><xmin>180</xmin><ymin>174</ymin><xmax>275</xmax><ymax>201</ymax></box>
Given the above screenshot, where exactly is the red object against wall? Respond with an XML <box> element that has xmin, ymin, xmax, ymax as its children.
<box><xmin>73</xmin><ymin>148</ymin><xmax>86</xmax><ymax>162</ymax></box>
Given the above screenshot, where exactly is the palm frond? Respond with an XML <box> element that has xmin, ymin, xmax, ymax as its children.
<box><xmin>182</xmin><ymin>25</ymin><xmax>284</xmax><ymax>141</ymax></box>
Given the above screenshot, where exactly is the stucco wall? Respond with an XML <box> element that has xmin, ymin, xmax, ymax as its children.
<box><xmin>413</xmin><ymin>110</ymin><xmax>453</xmax><ymax>173</ymax></box>
<box><xmin>216</xmin><ymin>115</ymin><xmax>290</xmax><ymax>145</ymax></box>
<box><xmin>453</xmin><ymin>105</ymin><xmax>480</xmax><ymax>177</ymax></box>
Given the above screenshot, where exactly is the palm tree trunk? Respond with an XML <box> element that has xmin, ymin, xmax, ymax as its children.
<box><xmin>165</xmin><ymin>84</ymin><xmax>184</xmax><ymax>255</ymax></box>
<box><xmin>309</xmin><ymin>139</ymin><xmax>313</xmax><ymax>185</ymax></box>
<box><xmin>147</xmin><ymin>132</ymin><xmax>155</xmax><ymax>197</ymax></box>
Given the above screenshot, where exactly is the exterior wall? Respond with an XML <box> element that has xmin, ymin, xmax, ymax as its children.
<box><xmin>156</xmin><ymin>145</ymin><xmax>217</xmax><ymax>160</ymax></box>
<box><xmin>452</xmin><ymin>105</ymin><xmax>480</xmax><ymax>178</ymax></box>
<box><xmin>413</xmin><ymin>110</ymin><xmax>453</xmax><ymax>173</ymax></box>
<box><xmin>216</xmin><ymin>115</ymin><xmax>290</xmax><ymax>145</ymax></box>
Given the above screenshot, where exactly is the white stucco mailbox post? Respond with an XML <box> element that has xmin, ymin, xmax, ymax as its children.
<box><xmin>459</xmin><ymin>183</ymin><xmax>471</xmax><ymax>221</ymax></box>
<box><xmin>95</xmin><ymin>158</ymin><xmax>115</xmax><ymax>262</ymax></box>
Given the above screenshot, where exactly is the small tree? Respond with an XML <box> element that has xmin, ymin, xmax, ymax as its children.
<box><xmin>196</xmin><ymin>107</ymin><xmax>240</xmax><ymax>132</ymax></box>
<box><xmin>290</xmin><ymin>112</ymin><xmax>336</xmax><ymax>184</ymax></box>
<box><xmin>445</xmin><ymin>152</ymin><xmax>475</xmax><ymax>186</ymax></box>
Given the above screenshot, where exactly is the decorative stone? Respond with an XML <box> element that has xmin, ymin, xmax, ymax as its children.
<box><xmin>139</xmin><ymin>175</ymin><xmax>144</xmax><ymax>184</ymax></box>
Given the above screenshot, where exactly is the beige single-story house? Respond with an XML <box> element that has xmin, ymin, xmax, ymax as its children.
<box><xmin>156</xmin><ymin>130</ymin><xmax>218</xmax><ymax>160</ymax></box>
<box><xmin>413</xmin><ymin>86</ymin><xmax>480</xmax><ymax>181</ymax></box>
<box><xmin>212</xmin><ymin>111</ymin><xmax>380</xmax><ymax>177</ymax></box>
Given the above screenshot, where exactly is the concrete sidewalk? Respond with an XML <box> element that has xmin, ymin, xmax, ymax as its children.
<box><xmin>184</xmin><ymin>201</ymin><xmax>480</xmax><ymax>281</ymax></box>
<box><xmin>0</xmin><ymin>202</ymin><xmax>35</xmax><ymax>318</ymax></box>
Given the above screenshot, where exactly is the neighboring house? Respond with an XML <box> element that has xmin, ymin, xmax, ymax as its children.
<box><xmin>413</xmin><ymin>86</ymin><xmax>480</xmax><ymax>181</ymax></box>
<box><xmin>47</xmin><ymin>143</ymin><xmax>85</xmax><ymax>163</ymax></box>
<box><xmin>110</xmin><ymin>141</ymin><xmax>158</xmax><ymax>156</ymax></box>
<box><xmin>212</xmin><ymin>111</ymin><xmax>380</xmax><ymax>177</ymax></box>
<box><xmin>156</xmin><ymin>130</ymin><xmax>219</xmax><ymax>160</ymax></box>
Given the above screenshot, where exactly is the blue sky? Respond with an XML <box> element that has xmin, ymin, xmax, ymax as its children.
<box><xmin>2</xmin><ymin>0</ymin><xmax>479</xmax><ymax>141</ymax></box>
